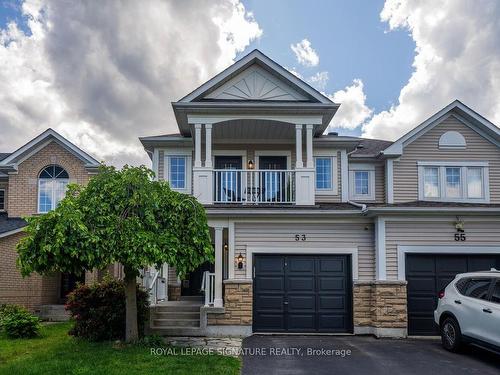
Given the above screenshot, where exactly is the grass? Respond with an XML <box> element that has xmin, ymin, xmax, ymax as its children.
<box><xmin>0</xmin><ymin>322</ymin><xmax>240</xmax><ymax>375</ymax></box>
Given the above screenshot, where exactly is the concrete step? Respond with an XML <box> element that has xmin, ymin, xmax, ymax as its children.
<box><xmin>153</xmin><ymin>311</ymin><xmax>200</xmax><ymax>320</ymax></box>
<box><xmin>153</xmin><ymin>318</ymin><xmax>200</xmax><ymax>328</ymax></box>
<box><xmin>153</xmin><ymin>304</ymin><xmax>201</xmax><ymax>312</ymax></box>
<box><xmin>148</xmin><ymin>327</ymin><xmax>205</xmax><ymax>337</ymax></box>
<box><xmin>179</xmin><ymin>295</ymin><xmax>204</xmax><ymax>302</ymax></box>
<box><xmin>38</xmin><ymin>305</ymin><xmax>70</xmax><ymax>322</ymax></box>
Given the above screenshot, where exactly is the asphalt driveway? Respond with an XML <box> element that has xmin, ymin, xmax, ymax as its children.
<box><xmin>241</xmin><ymin>335</ymin><xmax>500</xmax><ymax>375</ymax></box>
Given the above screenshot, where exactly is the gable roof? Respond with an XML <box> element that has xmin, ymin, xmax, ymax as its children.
<box><xmin>179</xmin><ymin>49</ymin><xmax>333</xmax><ymax>104</ymax></box>
<box><xmin>0</xmin><ymin>128</ymin><xmax>100</xmax><ymax>171</ymax></box>
<box><xmin>383</xmin><ymin>100</ymin><xmax>500</xmax><ymax>156</ymax></box>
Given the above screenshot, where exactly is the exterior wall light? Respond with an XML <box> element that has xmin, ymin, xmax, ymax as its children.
<box><xmin>247</xmin><ymin>160</ymin><xmax>255</xmax><ymax>170</ymax></box>
<box><xmin>237</xmin><ymin>253</ymin><xmax>244</xmax><ymax>269</ymax></box>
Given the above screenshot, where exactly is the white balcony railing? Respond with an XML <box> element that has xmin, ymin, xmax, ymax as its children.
<box><xmin>213</xmin><ymin>169</ymin><xmax>296</xmax><ymax>204</ymax></box>
<box><xmin>201</xmin><ymin>271</ymin><xmax>215</xmax><ymax>306</ymax></box>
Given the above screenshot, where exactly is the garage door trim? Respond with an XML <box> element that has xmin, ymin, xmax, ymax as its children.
<box><xmin>246</xmin><ymin>246</ymin><xmax>359</xmax><ymax>280</ymax></box>
<box><xmin>397</xmin><ymin>245</ymin><xmax>500</xmax><ymax>280</ymax></box>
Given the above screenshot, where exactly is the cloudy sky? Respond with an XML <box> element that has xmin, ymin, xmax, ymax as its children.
<box><xmin>1</xmin><ymin>0</ymin><xmax>499</xmax><ymax>166</ymax></box>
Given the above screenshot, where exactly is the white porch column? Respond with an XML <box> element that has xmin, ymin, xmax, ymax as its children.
<box><xmin>214</xmin><ymin>226</ymin><xmax>224</xmax><ymax>307</ymax></box>
<box><xmin>194</xmin><ymin>123</ymin><xmax>202</xmax><ymax>168</ymax></box>
<box><xmin>375</xmin><ymin>217</ymin><xmax>387</xmax><ymax>280</ymax></box>
<box><xmin>306</xmin><ymin>124</ymin><xmax>313</xmax><ymax>168</ymax></box>
<box><xmin>205</xmin><ymin>124</ymin><xmax>213</xmax><ymax>168</ymax></box>
<box><xmin>295</xmin><ymin>124</ymin><xmax>303</xmax><ymax>168</ymax></box>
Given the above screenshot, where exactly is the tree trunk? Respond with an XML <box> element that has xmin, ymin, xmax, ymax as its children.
<box><xmin>124</xmin><ymin>268</ymin><xmax>138</xmax><ymax>342</ymax></box>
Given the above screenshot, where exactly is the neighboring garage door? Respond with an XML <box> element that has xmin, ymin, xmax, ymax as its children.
<box><xmin>253</xmin><ymin>254</ymin><xmax>352</xmax><ymax>333</ymax></box>
<box><xmin>406</xmin><ymin>253</ymin><xmax>500</xmax><ymax>335</ymax></box>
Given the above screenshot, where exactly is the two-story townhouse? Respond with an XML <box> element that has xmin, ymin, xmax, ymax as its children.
<box><xmin>0</xmin><ymin>129</ymin><xmax>102</xmax><ymax>316</ymax></box>
<box><xmin>140</xmin><ymin>50</ymin><xmax>500</xmax><ymax>338</ymax></box>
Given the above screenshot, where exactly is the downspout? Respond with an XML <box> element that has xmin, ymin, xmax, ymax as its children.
<box><xmin>347</xmin><ymin>200</ymin><xmax>368</xmax><ymax>214</ymax></box>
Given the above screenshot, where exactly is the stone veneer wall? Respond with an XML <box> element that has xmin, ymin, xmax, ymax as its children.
<box><xmin>353</xmin><ymin>281</ymin><xmax>407</xmax><ymax>330</ymax></box>
<box><xmin>168</xmin><ymin>285</ymin><xmax>181</xmax><ymax>301</ymax></box>
<box><xmin>207</xmin><ymin>281</ymin><xmax>252</xmax><ymax>326</ymax></box>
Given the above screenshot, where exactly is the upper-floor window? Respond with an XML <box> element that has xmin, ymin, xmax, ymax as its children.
<box><xmin>164</xmin><ymin>150</ymin><xmax>192</xmax><ymax>193</ymax></box>
<box><xmin>0</xmin><ymin>189</ymin><xmax>5</xmax><ymax>211</ymax></box>
<box><xmin>349</xmin><ymin>164</ymin><xmax>375</xmax><ymax>200</ymax></box>
<box><xmin>314</xmin><ymin>154</ymin><xmax>337</xmax><ymax>195</ymax></box>
<box><xmin>38</xmin><ymin>165</ymin><xmax>69</xmax><ymax>213</ymax></box>
<box><xmin>418</xmin><ymin>161</ymin><xmax>489</xmax><ymax>203</ymax></box>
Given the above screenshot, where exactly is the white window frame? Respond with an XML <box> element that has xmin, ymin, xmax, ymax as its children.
<box><xmin>417</xmin><ymin>161</ymin><xmax>490</xmax><ymax>203</ymax></box>
<box><xmin>313</xmin><ymin>151</ymin><xmax>338</xmax><ymax>195</ymax></box>
<box><xmin>164</xmin><ymin>149</ymin><xmax>192</xmax><ymax>194</ymax></box>
<box><xmin>37</xmin><ymin>167</ymin><xmax>70</xmax><ymax>214</ymax></box>
<box><xmin>349</xmin><ymin>163</ymin><xmax>375</xmax><ymax>201</ymax></box>
<box><xmin>0</xmin><ymin>189</ymin><xmax>5</xmax><ymax>211</ymax></box>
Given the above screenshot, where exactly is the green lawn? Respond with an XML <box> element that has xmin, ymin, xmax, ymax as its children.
<box><xmin>0</xmin><ymin>323</ymin><xmax>240</xmax><ymax>375</ymax></box>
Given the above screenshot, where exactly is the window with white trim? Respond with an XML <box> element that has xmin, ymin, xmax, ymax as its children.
<box><xmin>38</xmin><ymin>165</ymin><xmax>69</xmax><ymax>213</ymax></box>
<box><xmin>418</xmin><ymin>162</ymin><xmax>489</xmax><ymax>202</ymax></box>
<box><xmin>164</xmin><ymin>151</ymin><xmax>192</xmax><ymax>193</ymax></box>
<box><xmin>314</xmin><ymin>154</ymin><xmax>337</xmax><ymax>194</ymax></box>
<box><xmin>0</xmin><ymin>189</ymin><xmax>5</xmax><ymax>211</ymax></box>
<box><xmin>349</xmin><ymin>164</ymin><xmax>375</xmax><ymax>200</ymax></box>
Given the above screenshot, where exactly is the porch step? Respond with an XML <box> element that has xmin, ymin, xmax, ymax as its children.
<box><xmin>179</xmin><ymin>296</ymin><xmax>204</xmax><ymax>303</ymax></box>
<box><xmin>154</xmin><ymin>311</ymin><xmax>200</xmax><ymax>320</ymax></box>
<box><xmin>37</xmin><ymin>305</ymin><xmax>70</xmax><ymax>322</ymax></box>
<box><xmin>148</xmin><ymin>327</ymin><xmax>206</xmax><ymax>337</ymax></box>
<box><xmin>153</xmin><ymin>318</ymin><xmax>200</xmax><ymax>328</ymax></box>
<box><xmin>153</xmin><ymin>303</ymin><xmax>201</xmax><ymax>312</ymax></box>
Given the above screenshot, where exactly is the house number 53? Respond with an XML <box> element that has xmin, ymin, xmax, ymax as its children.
<box><xmin>295</xmin><ymin>234</ymin><xmax>306</xmax><ymax>241</ymax></box>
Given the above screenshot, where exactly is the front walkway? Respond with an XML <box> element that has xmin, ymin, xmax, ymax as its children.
<box><xmin>241</xmin><ymin>335</ymin><xmax>500</xmax><ymax>375</ymax></box>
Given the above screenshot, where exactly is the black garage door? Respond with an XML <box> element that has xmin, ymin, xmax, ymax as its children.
<box><xmin>406</xmin><ymin>254</ymin><xmax>500</xmax><ymax>335</ymax></box>
<box><xmin>253</xmin><ymin>254</ymin><xmax>352</xmax><ymax>333</ymax></box>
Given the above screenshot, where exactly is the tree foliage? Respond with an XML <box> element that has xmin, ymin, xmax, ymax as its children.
<box><xmin>17</xmin><ymin>165</ymin><xmax>213</xmax><ymax>278</ymax></box>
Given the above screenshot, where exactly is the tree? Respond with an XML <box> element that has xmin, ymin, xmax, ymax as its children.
<box><xmin>17</xmin><ymin>165</ymin><xmax>213</xmax><ymax>341</ymax></box>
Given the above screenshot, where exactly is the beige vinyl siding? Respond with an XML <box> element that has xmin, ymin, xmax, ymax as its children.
<box><xmin>315</xmin><ymin>152</ymin><xmax>342</xmax><ymax>203</ymax></box>
<box><xmin>375</xmin><ymin>164</ymin><xmax>385</xmax><ymax>203</ymax></box>
<box><xmin>234</xmin><ymin>220</ymin><xmax>375</xmax><ymax>280</ymax></box>
<box><xmin>393</xmin><ymin>115</ymin><xmax>500</xmax><ymax>203</ymax></box>
<box><xmin>385</xmin><ymin>218</ymin><xmax>500</xmax><ymax>280</ymax></box>
<box><xmin>158</xmin><ymin>150</ymin><xmax>165</xmax><ymax>180</ymax></box>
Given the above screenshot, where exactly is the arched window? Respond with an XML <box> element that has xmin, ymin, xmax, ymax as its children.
<box><xmin>439</xmin><ymin>131</ymin><xmax>466</xmax><ymax>149</ymax></box>
<box><xmin>38</xmin><ymin>165</ymin><xmax>69</xmax><ymax>213</ymax></box>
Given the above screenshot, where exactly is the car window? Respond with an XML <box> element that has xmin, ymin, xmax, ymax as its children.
<box><xmin>458</xmin><ymin>278</ymin><xmax>492</xmax><ymax>300</ymax></box>
<box><xmin>491</xmin><ymin>280</ymin><xmax>500</xmax><ymax>304</ymax></box>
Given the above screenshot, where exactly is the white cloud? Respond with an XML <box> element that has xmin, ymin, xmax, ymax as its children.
<box><xmin>327</xmin><ymin>79</ymin><xmax>373</xmax><ymax>130</ymax></box>
<box><xmin>308</xmin><ymin>71</ymin><xmax>329</xmax><ymax>91</ymax></box>
<box><xmin>290</xmin><ymin>39</ymin><xmax>319</xmax><ymax>67</ymax></box>
<box><xmin>285</xmin><ymin>66</ymin><xmax>303</xmax><ymax>79</ymax></box>
<box><xmin>0</xmin><ymin>0</ymin><xmax>262</xmax><ymax>166</ymax></box>
<box><xmin>363</xmin><ymin>0</ymin><xmax>500</xmax><ymax>140</ymax></box>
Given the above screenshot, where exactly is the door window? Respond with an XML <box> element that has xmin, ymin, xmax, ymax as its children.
<box><xmin>490</xmin><ymin>280</ymin><xmax>500</xmax><ymax>304</ymax></box>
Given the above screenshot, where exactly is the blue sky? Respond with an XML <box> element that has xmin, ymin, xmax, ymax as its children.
<box><xmin>240</xmin><ymin>0</ymin><xmax>415</xmax><ymax>117</ymax></box>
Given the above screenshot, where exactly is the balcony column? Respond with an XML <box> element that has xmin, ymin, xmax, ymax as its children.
<box><xmin>194</xmin><ymin>124</ymin><xmax>202</xmax><ymax>168</ymax></box>
<box><xmin>306</xmin><ymin>124</ymin><xmax>313</xmax><ymax>168</ymax></box>
<box><xmin>205</xmin><ymin>124</ymin><xmax>213</xmax><ymax>168</ymax></box>
<box><xmin>214</xmin><ymin>226</ymin><xmax>224</xmax><ymax>307</ymax></box>
<box><xmin>295</xmin><ymin>124</ymin><xmax>303</xmax><ymax>169</ymax></box>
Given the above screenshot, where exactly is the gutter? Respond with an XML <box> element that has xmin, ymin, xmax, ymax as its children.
<box><xmin>347</xmin><ymin>200</ymin><xmax>368</xmax><ymax>214</ymax></box>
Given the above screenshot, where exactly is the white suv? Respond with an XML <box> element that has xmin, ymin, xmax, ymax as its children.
<box><xmin>434</xmin><ymin>270</ymin><xmax>500</xmax><ymax>353</ymax></box>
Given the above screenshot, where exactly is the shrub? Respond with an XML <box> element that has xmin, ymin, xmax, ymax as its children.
<box><xmin>65</xmin><ymin>277</ymin><xmax>149</xmax><ymax>341</ymax></box>
<box><xmin>0</xmin><ymin>304</ymin><xmax>41</xmax><ymax>338</ymax></box>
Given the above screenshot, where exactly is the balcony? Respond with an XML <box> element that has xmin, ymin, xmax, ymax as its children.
<box><xmin>213</xmin><ymin>169</ymin><xmax>296</xmax><ymax>204</ymax></box>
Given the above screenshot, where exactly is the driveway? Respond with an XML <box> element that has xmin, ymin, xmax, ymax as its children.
<box><xmin>241</xmin><ymin>335</ymin><xmax>500</xmax><ymax>375</ymax></box>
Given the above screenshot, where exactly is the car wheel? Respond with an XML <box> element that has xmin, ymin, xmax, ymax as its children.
<box><xmin>441</xmin><ymin>317</ymin><xmax>462</xmax><ymax>352</ymax></box>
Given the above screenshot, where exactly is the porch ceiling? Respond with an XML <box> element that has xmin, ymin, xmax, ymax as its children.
<box><xmin>210</xmin><ymin>119</ymin><xmax>296</xmax><ymax>141</ymax></box>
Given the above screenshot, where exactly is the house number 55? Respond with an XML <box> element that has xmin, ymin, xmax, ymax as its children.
<box><xmin>295</xmin><ymin>234</ymin><xmax>306</xmax><ymax>241</ymax></box>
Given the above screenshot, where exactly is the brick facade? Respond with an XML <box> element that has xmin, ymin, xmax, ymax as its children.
<box><xmin>353</xmin><ymin>281</ymin><xmax>407</xmax><ymax>330</ymax></box>
<box><xmin>207</xmin><ymin>281</ymin><xmax>252</xmax><ymax>326</ymax></box>
<box><xmin>0</xmin><ymin>232</ymin><xmax>60</xmax><ymax>311</ymax></box>
<box><xmin>7</xmin><ymin>141</ymin><xmax>92</xmax><ymax>218</ymax></box>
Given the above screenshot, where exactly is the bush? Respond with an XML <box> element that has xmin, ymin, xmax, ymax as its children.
<box><xmin>65</xmin><ymin>277</ymin><xmax>149</xmax><ymax>341</ymax></box>
<box><xmin>0</xmin><ymin>304</ymin><xmax>41</xmax><ymax>338</ymax></box>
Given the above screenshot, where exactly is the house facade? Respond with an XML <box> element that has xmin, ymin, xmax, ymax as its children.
<box><xmin>140</xmin><ymin>50</ymin><xmax>500</xmax><ymax>338</ymax></box>
<box><xmin>0</xmin><ymin>129</ymin><xmax>102</xmax><ymax>315</ymax></box>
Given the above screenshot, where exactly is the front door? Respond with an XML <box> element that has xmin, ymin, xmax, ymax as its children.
<box><xmin>259</xmin><ymin>156</ymin><xmax>287</xmax><ymax>202</ymax></box>
<box><xmin>60</xmin><ymin>273</ymin><xmax>85</xmax><ymax>299</ymax></box>
<box><xmin>214</xmin><ymin>156</ymin><xmax>242</xmax><ymax>202</ymax></box>
<box><xmin>181</xmin><ymin>261</ymin><xmax>214</xmax><ymax>296</ymax></box>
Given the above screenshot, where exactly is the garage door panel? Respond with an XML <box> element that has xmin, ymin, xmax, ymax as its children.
<box><xmin>319</xmin><ymin>295</ymin><xmax>345</xmax><ymax>310</ymax></box>
<box><xmin>288</xmin><ymin>258</ymin><xmax>314</xmax><ymax>272</ymax></box>
<box><xmin>288</xmin><ymin>295</ymin><xmax>315</xmax><ymax>310</ymax></box>
<box><xmin>319</xmin><ymin>258</ymin><xmax>345</xmax><ymax>273</ymax></box>
<box><xmin>287</xmin><ymin>276</ymin><xmax>314</xmax><ymax>291</ymax></box>
<box><xmin>253</xmin><ymin>254</ymin><xmax>352</xmax><ymax>333</ymax></box>
<box><xmin>255</xmin><ymin>277</ymin><xmax>284</xmax><ymax>292</ymax></box>
<box><xmin>407</xmin><ymin>253</ymin><xmax>500</xmax><ymax>336</ymax></box>
<box><xmin>254</xmin><ymin>295</ymin><xmax>284</xmax><ymax>310</ymax></box>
